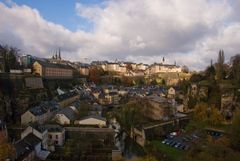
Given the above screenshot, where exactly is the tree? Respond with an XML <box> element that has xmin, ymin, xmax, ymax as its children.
<box><xmin>216</xmin><ymin>50</ymin><xmax>225</xmax><ymax>81</ymax></box>
<box><xmin>182</xmin><ymin>142</ymin><xmax>240</xmax><ymax>161</ymax></box>
<box><xmin>187</xmin><ymin>96</ymin><xmax>197</xmax><ymax>109</ymax></box>
<box><xmin>0</xmin><ymin>44</ymin><xmax>20</xmax><ymax>72</ymax></box>
<box><xmin>208</xmin><ymin>107</ymin><xmax>223</xmax><ymax>126</ymax></box>
<box><xmin>205</xmin><ymin>62</ymin><xmax>216</xmax><ymax>80</ymax></box>
<box><xmin>89</xmin><ymin>66</ymin><xmax>102</xmax><ymax>84</ymax></box>
<box><xmin>230</xmin><ymin>109</ymin><xmax>240</xmax><ymax>149</ymax></box>
<box><xmin>0</xmin><ymin>143</ymin><xmax>15</xmax><ymax>161</ymax></box>
<box><xmin>193</xmin><ymin>102</ymin><xmax>223</xmax><ymax>126</ymax></box>
<box><xmin>122</xmin><ymin>76</ymin><xmax>133</xmax><ymax>86</ymax></box>
<box><xmin>182</xmin><ymin>65</ymin><xmax>189</xmax><ymax>73</ymax></box>
<box><xmin>189</xmin><ymin>73</ymin><xmax>204</xmax><ymax>82</ymax></box>
<box><xmin>230</xmin><ymin>54</ymin><xmax>240</xmax><ymax>86</ymax></box>
<box><xmin>126</xmin><ymin>64</ymin><xmax>133</xmax><ymax>71</ymax></box>
<box><xmin>150</xmin><ymin>79</ymin><xmax>158</xmax><ymax>86</ymax></box>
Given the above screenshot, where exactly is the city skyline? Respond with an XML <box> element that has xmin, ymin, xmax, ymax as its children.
<box><xmin>0</xmin><ymin>0</ymin><xmax>240</xmax><ymax>70</ymax></box>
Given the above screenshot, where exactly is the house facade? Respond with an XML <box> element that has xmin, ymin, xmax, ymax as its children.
<box><xmin>21</xmin><ymin>124</ymin><xmax>49</xmax><ymax>150</ymax></box>
<box><xmin>45</xmin><ymin>124</ymin><xmax>65</xmax><ymax>146</ymax></box>
<box><xmin>21</xmin><ymin>101</ymin><xmax>59</xmax><ymax>125</ymax></box>
<box><xmin>167</xmin><ymin>87</ymin><xmax>176</xmax><ymax>99</ymax></box>
<box><xmin>55</xmin><ymin>106</ymin><xmax>78</xmax><ymax>125</ymax></box>
<box><xmin>145</xmin><ymin>63</ymin><xmax>182</xmax><ymax>75</ymax></box>
<box><xmin>145</xmin><ymin>95</ymin><xmax>175</xmax><ymax>120</ymax></box>
<box><xmin>33</xmin><ymin>60</ymin><xmax>73</xmax><ymax>79</ymax></box>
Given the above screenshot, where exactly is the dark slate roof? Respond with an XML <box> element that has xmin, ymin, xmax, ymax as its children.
<box><xmin>71</xmin><ymin>100</ymin><xmax>81</xmax><ymax>109</ymax></box>
<box><xmin>79</xmin><ymin>115</ymin><xmax>106</xmax><ymax>122</ymax></box>
<box><xmin>23</xmin><ymin>133</ymin><xmax>41</xmax><ymax>147</ymax></box>
<box><xmin>57</xmin><ymin>91</ymin><xmax>78</xmax><ymax>102</ymax></box>
<box><xmin>35</xmin><ymin>60</ymin><xmax>73</xmax><ymax>69</ymax></box>
<box><xmin>44</xmin><ymin>124</ymin><xmax>64</xmax><ymax>132</ymax></box>
<box><xmin>30</xmin><ymin>124</ymin><xmax>47</xmax><ymax>133</ymax></box>
<box><xmin>15</xmin><ymin>133</ymin><xmax>41</xmax><ymax>159</ymax></box>
<box><xmin>29</xmin><ymin>101</ymin><xmax>60</xmax><ymax>116</ymax></box>
<box><xmin>29</xmin><ymin>106</ymin><xmax>47</xmax><ymax>116</ymax></box>
<box><xmin>57</xmin><ymin>107</ymin><xmax>77</xmax><ymax>120</ymax></box>
<box><xmin>15</xmin><ymin>139</ymin><xmax>34</xmax><ymax>159</ymax></box>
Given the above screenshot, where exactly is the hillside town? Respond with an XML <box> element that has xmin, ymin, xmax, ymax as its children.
<box><xmin>1</xmin><ymin>0</ymin><xmax>240</xmax><ymax>161</ymax></box>
<box><xmin>1</xmin><ymin>44</ymin><xmax>240</xmax><ymax>161</ymax></box>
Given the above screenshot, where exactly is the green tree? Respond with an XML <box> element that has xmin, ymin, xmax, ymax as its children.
<box><xmin>193</xmin><ymin>102</ymin><xmax>223</xmax><ymax>126</ymax></box>
<box><xmin>216</xmin><ymin>50</ymin><xmax>225</xmax><ymax>81</ymax></box>
<box><xmin>183</xmin><ymin>143</ymin><xmax>240</xmax><ymax>161</ymax></box>
<box><xmin>230</xmin><ymin>109</ymin><xmax>240</xmax><ymax>149</ymax></box>
<box><xmin>205</xmin><ymin>61</ymin><xmax>216</xmax><ymax>80</ymax></box>
<box><xmin>230</xmin><ymin>54</ymin><xmax>240</xmax><ymax>86</ymax></box>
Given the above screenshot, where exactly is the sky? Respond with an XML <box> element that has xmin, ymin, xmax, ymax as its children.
<box><xmin>0</xmin><ymin>0</ymin><xmax>240</xmax><ymax>70</ymax></box>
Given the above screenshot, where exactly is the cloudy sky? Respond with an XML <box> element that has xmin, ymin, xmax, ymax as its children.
<box><xmin>0</xmin><ymin>0</ymin><xmax>240</xmax><ymax>70</ymax></box>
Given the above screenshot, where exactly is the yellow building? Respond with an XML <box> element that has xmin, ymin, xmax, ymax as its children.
<box><xmin>33</xmin><ymin>61</ymin><xmax>73</xmax><ymax>79</ymax></box>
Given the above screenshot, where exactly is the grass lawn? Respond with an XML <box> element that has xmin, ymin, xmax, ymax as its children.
<box><xmin>151</xmin><ymin>140</ymin><xmax>185</xmax><ymax>161</ymax></box>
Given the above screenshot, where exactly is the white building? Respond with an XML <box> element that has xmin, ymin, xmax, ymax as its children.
<box><xmin>21</xmin><ymin>124</ymin><xmax>49</xmax><ymax>150</ymax></box>
<box><xmin>45</xmin><ymin>124</ymin><xmax>65</xmax><ymax>147</ymax></box>
<box><xmin>74</xmin><ymin>115</ymin><xmax>107</xmax><ymax>127</ymax></box>
<box><xmin>167</xmin><ymin>87</ymin><xmax>176</xmax><ymax>99</ymax></box>
<box><xmin>145</xmin><ymin>63</ymin><xmax>182</xmax><ymax>75</ymax></box>
<box><xmin>55</xmin><ymin>106</ymin><xmax>78</xmax><ymax>125</ymax></box>
<box><xmin>21</xmin><ymin>101</ymin><xmax>59</xmax><ymax>125</ymax></box>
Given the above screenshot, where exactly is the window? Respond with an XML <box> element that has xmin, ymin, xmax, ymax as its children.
<box><xmin>49</xmin><ymin>134</ymin><xmax>52</xmax><ymax>139</ymax></box>
<box><xmin>56</xmin><ymin>135</ymin><xmax>58</xmax><ymax>139</ymax></box>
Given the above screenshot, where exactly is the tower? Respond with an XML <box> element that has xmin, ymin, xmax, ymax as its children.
<box><xmin>58</xmin><ymin>48</ymin><xmax>61</xmax><ymax>60</ymax></box>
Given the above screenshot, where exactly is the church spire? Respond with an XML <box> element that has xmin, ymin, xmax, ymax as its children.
<box><xmin>58</xmin><ymin>48</ymin><xmax>61</xmax><ymax>60</ymax></box>
<box><xmin>55</xmin><ymin>49</ymin><xmax>58</xmax><ymax>60</ymax></box>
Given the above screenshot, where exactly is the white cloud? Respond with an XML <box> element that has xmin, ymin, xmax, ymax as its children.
<box><xmin>0</xmin><ymin>0</ymin><xmax>239</xmax><ymax>70</ymax></box>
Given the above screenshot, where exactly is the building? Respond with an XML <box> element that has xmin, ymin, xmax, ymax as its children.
<box><xmin>79</xmin><ymin>64</ymin><xmax>90</xmax><ymax>76</ymax></box>
<box><xmin>45</xmin><ymin>124</ymin><xmax>65</xmax><ymax>147</ymax></box>
<box><xmin>55</xmin><ymin>106</ymin><xmax>78</xmax><ymax>125</ymax></box>
<box><xmin>145</xmin><ymin>63</ymin><xmax>182</xmax><ymax>75</ymax></box>
<box><xmin>20</xmin><ymin>55</ymin><xmax>34</xmax><ymax>68</ymax></box>
<box><xmin>98</xmin><ymin>86</ymin><xmax>121</xmax><ymax>105</ymax></box>
<box><xmin>25</xmin><ymin>77</ymin><xmax>44</xmax><ymax>89</ymax></box>
<box><xmin>15</xmin><ymin>133</ymin><xmax>41</xmax><ymax>161</ymax></box>
<box><xmin>56</xmin><ymin>91</ymin><xmax>80</xmax><ymax>108</ymax></box>
<box><xmin>145</xmin><ymin>95</ymin><xmax>175</xmax><ymax>120</ymax></box>
<box><xmin>21</xmin><ymin>124</ymin><xmax>49</xmax><ymax>150</ymax></box>
<box><xmin>136</xmin><ymin>63</ymin><xmax>149</xmax><ymax>71</ymax></box>
<box><xmin>33</xmin><ymin>60</ymin><xmax>73</xmax><ymax>79</ymax></box>
<box><xmin>21</xmin><ymin>101</ymin><xmax>60</xmax><ymax>125</ymax></box>
<box><xmin>219</xmin><ymin>82</ymin><xmax>236</xmax><ymax>119</ymax></box>
<box><xmin>74</xmin><ymin>115</ymin><xmax>107</xmax><ymax>127</ymax></box>
<box><xmin>0</xmin><ymin>120</ymin><xmax>8</xmax><ymax>143</ymax></box>
<box><xmin>167</xmin><ymin>87</ymin><xmax>176</xmax><ymax>99</ymax></box>
<box><xmin>105</xmin><ymin>92</ymin><xmax>120</xmax><ymax>105</ymax></box>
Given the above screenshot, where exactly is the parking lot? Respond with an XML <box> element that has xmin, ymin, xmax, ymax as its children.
<box><xmin>162</xmin><ymin>130</ymin><xmax>223</xmax><ymax>150</ymax></box>
<box><xmin>161</xmin><ymin>132</ymin><xmax>201</xmax><ymax>150</ymax></box>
